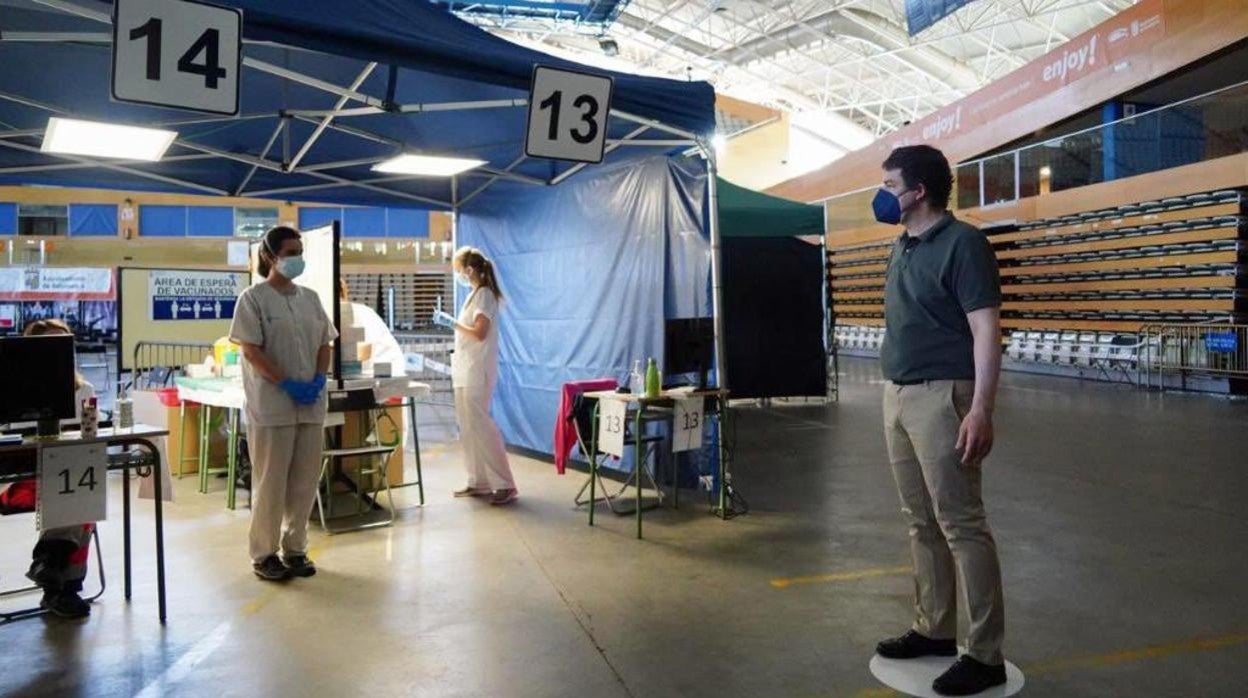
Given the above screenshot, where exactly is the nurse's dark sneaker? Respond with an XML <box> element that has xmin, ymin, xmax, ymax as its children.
<box><xmin>253</xmin><ymin>555</ymin><xmax>292</xmax><ymax>581</ymax></box>
<box><xmin>41</xmin><ymin>590</ymin><xmax>90</xmax><ymax>619</ymax></box>
<box><xmin>932</xmin><ymin>656</ymin><xmax>1007</xmax><ymax>696</ymax></box>
<box><xmin>281</xmin><ymin>554</ymin><xmax>316</xmax><ymax>578</ymax></box>
<box><xmin>876</xmin><ymin>630</ymin><xmax>958</xmax><ymax>659</ymax></box>
<box><xmin>489</xmin><ymin>489</ymin><xmax>518</xmax><ymax>506</ymax></box>
<box><xmin>453</xmin><ymin>485</ymin><xmax>491</xmax><ymax>498</ymax></box>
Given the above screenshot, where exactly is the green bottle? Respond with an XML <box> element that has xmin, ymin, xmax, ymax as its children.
<box><xmin>645</xmin><ymin>357</ymin><xmax>660</xmax><ymax>398</ymax></box>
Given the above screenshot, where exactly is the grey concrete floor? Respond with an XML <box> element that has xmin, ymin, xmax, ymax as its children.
<box><xmin>2</xmin><ymin>359</ymin><xmax>1247</xmax><ymax>697</ymax></box>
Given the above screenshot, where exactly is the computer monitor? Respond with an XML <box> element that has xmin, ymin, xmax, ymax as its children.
<box><xmin>664</xmin><ymin>317</ymin><xmax>714</xmax><ymax>389</ymax></box>
<box><xmin>0</xmin><ymin>334</ymin><xmax>78</xmax><ymax>433</ymax></box>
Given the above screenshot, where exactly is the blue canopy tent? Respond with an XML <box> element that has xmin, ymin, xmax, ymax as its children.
<box><xmin>0</xmin><ymin>0</ymin><xmax>728</xmax><ymax>470</ymax></box>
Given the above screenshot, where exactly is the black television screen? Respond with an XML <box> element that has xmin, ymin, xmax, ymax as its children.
<box><xmin>665</xmin><ymin>317</ymin><xmax>714</xmax><ymax>383</ymax></box>
<box><xmin>0</xmin><ymin>335</ymin><xmax>78</xmax><ymax>425</ymax></box>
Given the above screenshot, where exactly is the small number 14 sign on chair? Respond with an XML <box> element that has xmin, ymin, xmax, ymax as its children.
<box><xmin>37</xmin><ymin>443</ymin><xmax>108</xmax><ymax>532</ymax></box>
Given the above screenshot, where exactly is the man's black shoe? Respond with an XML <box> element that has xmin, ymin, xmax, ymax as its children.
<box><xmin>41</xmin><ymin>591</ymin><xmax>91</xmax><ymax>619</ymax></box>
<box><xmin>253</xmin><ymin>555</ymin><xmax>293</xmax><ymax>581</ymax></box>
<box><xmin>281</xmin><ymin>554</ymin><xmax>316</xmax><ymax>578</ymax></box>
<box><xmin>932</xmin><ymin>656</ymin><xmax>1007</xmax><ymax>696</ymax></box>
<box><xmin>875</xmin><ymin>630</ymin><xmax>958</xmax><ymax>659</ymax></box>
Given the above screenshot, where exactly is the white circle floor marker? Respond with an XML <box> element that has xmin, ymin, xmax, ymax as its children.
<box><xmin>868</xmin><ymin>653</ymin><xmax>1025</xmax><ymax>698</ymax></box>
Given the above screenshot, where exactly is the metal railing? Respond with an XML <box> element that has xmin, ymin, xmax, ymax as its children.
<box><xmin>957</xmin><ymin>80</ymin><xmax>1248</xmax><ymax>210</ymax></box>
<box><xmin>394</xmin><ymin>332</ymin><xmax>454</xmax><ymax>407</ymax></box>
<box><xmin>131</xmin><ymin>341</ymin><xmax>214</xmax><ymax>391</ymax></box>
<box><xmin>1140</xmin><ymin>323</ymin><xmax>1248</xmax><ymax>390</ymax></box>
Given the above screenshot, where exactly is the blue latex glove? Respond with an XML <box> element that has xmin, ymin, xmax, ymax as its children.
<box><xmin>303</xmin><ymin>374</ymin><xmax>326</xmax><ymax>404</ymax></box>
<box><xmin>432</xmin><ymin>309</ymin><xmax>455</xmax><ymax>328</ymax></box>
<box><xmin>279</xmin><ymin>379</ymin><xmax>305</xmax><ymax>403</ymax></box>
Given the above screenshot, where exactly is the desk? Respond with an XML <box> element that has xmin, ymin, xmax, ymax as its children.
<box><xmin>584</xmin><ymin>389</ymin><xmax>729</xmax><ymax>539</ymax></box>
<box><xmin>174</xmin><ymin>376</ymin><xmax>432</xmax><ymax>510</ymax></box>
<box><xmin>0</xmin><ymin>425</ymin><xmax>170</xmax><ymax>623</ymax></box>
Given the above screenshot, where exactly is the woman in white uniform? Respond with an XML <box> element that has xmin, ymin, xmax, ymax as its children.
<box><xmin>438</xmin><ymin>247</ymin><xmax>517</xmax><ymax>505</ymax></box>
<box><xmin>229</xmin><ymin>226</ymin><xmax>337</xmax><ymax>581</ymax></box>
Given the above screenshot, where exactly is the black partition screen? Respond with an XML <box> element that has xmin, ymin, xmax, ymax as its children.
<box><xmin>722</xmin><ymin>237</ymin><xmax>827</xmax><ymax>399</ymax></box>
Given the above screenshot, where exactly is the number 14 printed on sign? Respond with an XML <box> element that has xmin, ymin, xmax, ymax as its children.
<box><xmin>37</xmin><ymin>442</ymin><xmax>108</xmax><ymax>532</ymax></box>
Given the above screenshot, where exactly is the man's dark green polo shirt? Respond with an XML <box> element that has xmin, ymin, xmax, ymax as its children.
<box><xmin>880</xmin><ymin>212</ymin><xmax>1001</xmax><ymax>383</ymax></box>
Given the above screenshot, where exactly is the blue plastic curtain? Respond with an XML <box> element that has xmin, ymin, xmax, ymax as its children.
<box><xmin>68</xmin><ymin>204</ymin><xmax>118</xmax><ymax>237</ymax></box>
<box><xmin>0</xmin><ymin>203</ymin><xmax>15</xmax><ymax>235</ymax></box>
<box><xmin>457</xmin><ymin>156</ymin><xmax>708</xmax><ymax>464</ymax></box>
<box><xmin>187</xmin><ymin>206</ymin><xmax>234</xmax><ymax>237</ymax></box>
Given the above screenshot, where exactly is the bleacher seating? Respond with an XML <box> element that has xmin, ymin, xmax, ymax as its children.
<box><xmin>827</xmin><ymin>188</ymin><xmax>1245</xmax><ymax>382</ymax></box>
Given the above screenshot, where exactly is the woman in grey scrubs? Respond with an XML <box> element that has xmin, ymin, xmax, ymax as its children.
<box><xmin>229</xmin><ymin>226</ymin><xmax>337</xmax><ymax>581</ymax></box>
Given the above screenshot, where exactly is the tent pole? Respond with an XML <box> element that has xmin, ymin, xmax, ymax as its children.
<box><xmin>705</xmin><ymin>150</ymin><xmax>730</xmax><ymax>520</ymax></box>
<box><xmin>451</xmin><ymin>195</ymin><xmax>460</xmax><ymax>314</ymax></box>
<box><xmin>706</xmin><ymin>158</ymin><xmax>727</xmax><ymax>394</ymax></box>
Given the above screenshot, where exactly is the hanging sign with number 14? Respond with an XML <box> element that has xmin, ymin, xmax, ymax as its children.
<box><xmin>112</xmin><ymin>0</ymin><xmax>242</xmax><ymax>115</ymax></box>
<box><xmin>525</xmin><ymin>66</ymin><xmax>614</xmax><ymax>164</ymax></box>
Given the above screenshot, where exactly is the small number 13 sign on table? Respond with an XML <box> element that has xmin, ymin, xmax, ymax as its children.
<box><xmin>525</xmin><ymin>66</ymin><xmax>614</xmax><ymax>164</ymax></box>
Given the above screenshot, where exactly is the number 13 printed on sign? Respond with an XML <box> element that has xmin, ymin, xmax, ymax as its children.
<box><xmin>673</xmin><ymin>398</ymin><xmax>704</xmax><ymax>453</ymax></box>
<box><xmin>597</xmin><ymin>399</ymin><xmax>628</xmax><ymax>458</ymax></box>
<box><xmin>525</xmin><ymin>66</ymin><xmax>614</xmax><ymax>164</ymax></box>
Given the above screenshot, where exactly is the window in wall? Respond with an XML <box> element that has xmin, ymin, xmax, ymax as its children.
<box><xmin>235</xmin><ymin>207</ymin><xmax>278</xmax><ymax>238</ymax></box>
<box><xmin>18</xmin><ymin>204</ymin><xmax>68</xmax><ymax>236</ymax></box>
<box><xmin>980</xmin><ymin>153</ymin><xmax>1017</xmax><ymax>206</ymax></box>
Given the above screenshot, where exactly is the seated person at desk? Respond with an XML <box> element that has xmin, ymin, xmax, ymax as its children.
<box><xmin>0</xmin><ymin>319</ymin><xmax>96</xmax><ymax>619</ymax></box>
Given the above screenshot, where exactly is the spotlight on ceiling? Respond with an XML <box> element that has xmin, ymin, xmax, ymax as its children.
<box><xmin>599</xmin><ymin>38</ymin><xmax>619</xmax><ymax>56</ymax></box>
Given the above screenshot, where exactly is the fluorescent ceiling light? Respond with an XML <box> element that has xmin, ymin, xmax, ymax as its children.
<box><xmin>41</xmin><ymin>117</ymin><xmax>177</xmax><ymax>161</ymax></box>
<box><xmin>372</xmin><ymin>154</ymin><xmax>486</xmax><ymax>177</ymax></box>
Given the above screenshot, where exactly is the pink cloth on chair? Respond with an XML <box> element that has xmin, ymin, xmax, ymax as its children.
<box><xmin>553</xmin><ymin>378</ymin><xmax>618</xmax><ymax>474</ymax></box>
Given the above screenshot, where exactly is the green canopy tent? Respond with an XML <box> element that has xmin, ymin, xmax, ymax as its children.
<box><xmin>716</xmin><ymin>178</ymin><xmax>826</xmax><ymax>238</ymax></box>
<box><xmin>715</xmin><ymin>178</ymin><xmax>830</xmax><ymax>399</ymax></box>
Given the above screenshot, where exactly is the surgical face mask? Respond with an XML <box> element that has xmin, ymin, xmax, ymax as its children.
<box><xmin>455</xmin><ymin>272</ymin><xmax>473</xmax><ymax>289</ymax></box>
<box><xmin>872</xmin><ymin>188</ymin><xmax>912</xmax><ymax>225</ymax></box>
<box><xmin>276</xmin><ymin>255</ymin><xmax>306</xmax><ymax>280</ymax></box>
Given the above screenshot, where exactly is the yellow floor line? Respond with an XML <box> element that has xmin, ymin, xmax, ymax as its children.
<box><xmin>240</xmin><ymin>538</ymin><xmax>332</xmax><ymax>616</ymax></box>
<box><xmin>1024</xmin><ymin>631</ymin><xmax>1248</xmax><ymax>676</ymax></box>
<box><xmin>770</xmin><ymin>565</ymin><xmax>912</xmax><ymax>589</ymax></box>
<box><xmin>848</xmin><ymin>631</ymin><xmax>1248</xmax><ymax>697</ymax></box>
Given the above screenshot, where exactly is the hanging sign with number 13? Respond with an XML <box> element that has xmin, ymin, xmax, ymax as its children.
<box><xmin>37</xmin><ymin>442</ymin><xmax>108</xmax><ymax>532</ymax></box>
<box><xmin>112</xmin><ymin>0</ymin><xmax>243</xmax><ymax>115</ymax></box>
<box><xmin>525</xmin><ymin>66</ymin><xmax>614</xmax><ymax>164</ymax></box>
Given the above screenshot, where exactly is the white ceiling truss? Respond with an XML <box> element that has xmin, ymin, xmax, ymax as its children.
<box><xmin>451</xmin><ymin>0</ymin><xmax>1140</xmax><ymax>150</ymax></box>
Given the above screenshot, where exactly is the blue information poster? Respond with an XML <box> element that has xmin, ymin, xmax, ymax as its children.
<box><xmin>149</xmin><ymin>270</ymin><xmax>244</xmax><ymax>321</ymax></box>
<box><xmin>905</xmin><ymin>0</ymin><xmax>976</xmax><ymax>36</ymax></box>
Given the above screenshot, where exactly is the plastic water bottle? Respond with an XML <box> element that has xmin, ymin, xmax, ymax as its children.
<box><xmin>629</xmin><ymin>360</ymin><xmax>643</xmax><ymax>394</ymax></box>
